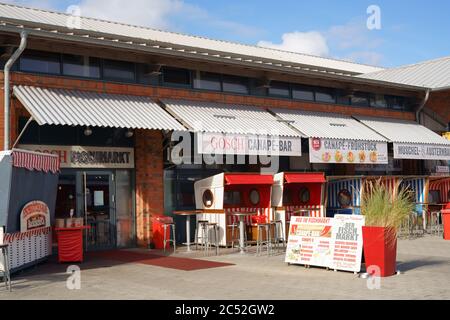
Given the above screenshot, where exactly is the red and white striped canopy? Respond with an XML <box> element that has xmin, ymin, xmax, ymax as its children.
<box><xmin>11</xmin><ymin>149</ymin><xmax>60</xmax><ymax>174</ymax></box>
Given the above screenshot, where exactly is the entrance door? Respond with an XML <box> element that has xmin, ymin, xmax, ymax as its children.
<box><xmin>80</xmin><ymin>172</ymin><xmax>116</xmax><ymax>250</ymax></box>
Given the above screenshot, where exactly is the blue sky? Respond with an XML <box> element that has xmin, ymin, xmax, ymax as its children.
<box><xmin>4</xmin><ymin>0</ymin><xmax>450</xmax><ymax>67</ymax></box>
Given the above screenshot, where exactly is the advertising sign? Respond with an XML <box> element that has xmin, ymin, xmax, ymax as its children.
<box><xmin>309</xmin><ymin>138</ymin><xmax>388</xmax><ymax>164</ymax></box>
<box><xmin>197</xmin><ymin>132</ymin><xmax>302</xmax><ymax>156</ymax></box>
<box><xmin>330</xmin><ymin>215</ymin><xmax>365</xmax><ymax>273</ymax></box>
<box><xmin>285</xmin><ymin>216</ymin><xmax>333</xmax><ymax>268</ymax></box>
<box><xmin>20</xmin><ymin>201</ymin><xmax>51</xmax><ymax>232</ymax></box>
<box><xmin>393</xmin><ymin>143</ymin><xmax>450</xmax><ymax>160</ymax></box>
<box><xmin>18</xmin><ymin>145</ymin><xmax>135</xmax><ymax>169</ymax></box>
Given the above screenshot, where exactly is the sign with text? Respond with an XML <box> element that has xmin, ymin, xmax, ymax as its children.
<box><xmin>393</xmin><ymin>143</ymin><xmax>450</xmax><ymax>160</ymax></box>
<box><xmin>330</xmin><ymin>215</ymin><xmax>365</xmax><ymax>273</ymax></box>
<box><xmin>309</xmin><ymin>138</ymin><xmax>388</xmax><ymax>164</ymax></box>
<box><xmin>285</xmin><ymin>216</ymin><xmax>333</xmax><ymax>268</ymax></box>
<box><xmin>18</xmin><ymin>145</ymin><xmax>135</xmax><ymax>169</ymax></box>
<box><xmin>197</xmin><ymin>132</ymin><xmax>302</xmax><ymax>156</ymax></box>
<box><xmin>20</xmin><ymin>201</ymin><xmax>51</xmax><ymax>232</ymax></box>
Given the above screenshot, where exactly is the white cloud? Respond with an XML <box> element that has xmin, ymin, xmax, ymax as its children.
<box><xmin>257</xmin><ymin>31</ymin><xmax>329</xmax><ymax>57</ymax></box>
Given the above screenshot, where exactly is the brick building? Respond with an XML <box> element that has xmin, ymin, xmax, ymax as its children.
<box><xmin>0</xmin><ymin>3</ymin><xmax>448</xmax><ymax>249</ymax></box>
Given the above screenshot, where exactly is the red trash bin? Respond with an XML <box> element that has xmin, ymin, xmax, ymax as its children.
<box><xmin>151</xmin><ymin>216</ymin><xmax>172</xmax><ymax>249</ymax></box>
<box><xmin>442</xmin><ymin>205</ymin><xmax>450</xmax><ymax>241</ymax></box>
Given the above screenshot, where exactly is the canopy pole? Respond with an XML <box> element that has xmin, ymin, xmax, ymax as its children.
<box><xmin>12</xmin><ymin>116</ymin><xmax>33</xmax><ymax>149</ymax></box>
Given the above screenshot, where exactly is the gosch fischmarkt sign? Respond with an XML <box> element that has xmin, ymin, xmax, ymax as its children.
<box><xmin>18</xmin><ymin>145</ymin><xmax>134</xmax><ymax>169</ymax></box>
<box><xmin>197</xmin><ymin>132</ymin><xmax>302</xmax><ymax>156</ymax></box>
<box><xmin>309</xmin><ymin>138</ymin><xmax>388</xmax><ymax>164</ymax></box>
<box><xmin>393</xmin><ymin>143</ymin><xmax>450</xmax><ymax>160</ymax></box>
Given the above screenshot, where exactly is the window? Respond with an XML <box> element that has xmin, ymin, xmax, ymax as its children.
<box><xmin>351</xmin><ymin>92</ymin><xmax>369</xmax><ymax>107</ymax></box>
<box><xmin>20</xmin><ymin>50</ymin><xmax>60</xmax><ymax>74</ymax></box>
<box><xmin>249</xmin><ymin>189</ymin><xmax>260</xmax><ymax>206</ymax></box>
<box><xmin>222</xmin><ymin>75</ymin><xmax>249</xmax><ymax>94</ymax></box>
<box><xmin>193</xmin><ymin>71</ymin><xmax>221</xmax><ymax>91</ymax></box>
<box><xmin>370</xmin><ymin>94</ymin><xmax>387</xmax><ymax>108</ymax></box>
<box><xmin>299</xmin><ymin>187</ymin><xmax>310</xmax><ymax>204</ymax></box>
<box><xmin>162</xmin><ymin>67</ymin><xmax>191</xmax><ymax>86</ymax></box>
<box><xmin>224</xmin><ymin>191</ymin><xmax>241</xmax><ymax>206</ymax></box>
<box><xmin>315</xmin><ymin>87</ymin><xmax>336</xmax><ymax>103</ymax></box>
<box><xmin>62</xmin><ymin>54</ymin><xmax>100</xmax><ymax>78</ymax></box>
<box><xmin>202</xmin><ymin>189</ymin><xmax>214</xmax><ymax>208</ymax></box>
<box><xmin>136</xmin><ymin>64</ymin><xmax>160</xmax><ymax>85</ymax></box>
<box><xmin>292</xmin><ymin>85</ymin><xmax>314</xmax><ymax>101</ymax></box>
<box><xmin>386</xmin><ymin>95</ymin><xmax>405</xmax><ymax>110</ymax></box>
<box><xmin>103</xmin><ymin>59</ymin><xmax>135</xmax><ymax>82</ymax></box>
<box><xmin>336</xmin><ymin>90</ymin><xmax>351</xmax><ymax>105</ymax></box>
<box><xmin>268</xmin><ymin>81</ymin><xmax>290</xmax><ymax>97</ymax></box>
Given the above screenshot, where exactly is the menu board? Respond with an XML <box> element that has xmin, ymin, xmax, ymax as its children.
<box><xmin>285</xmin><ymin>217</ymin><xmax>333</xmax><ymax>268</ymax></box>
<box><xmin>330</xmin><ymin>215</ymin><xmax>365</xmax><ymax>273</ymax></box>
<box><xmin>285</xmin><ymin>215</ymin><xmax>365</xmax><ymax>273</ymax></box>
<box><xmin>309</xmin><ymin>138</ymin><xmax>388</xmax><ymax>164</ymax></box>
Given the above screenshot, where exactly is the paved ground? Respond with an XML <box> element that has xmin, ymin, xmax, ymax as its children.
<box><xmin>1</xmin><ymin>235</ymin><xmax>449</xmax><ymax>300</ymax></box>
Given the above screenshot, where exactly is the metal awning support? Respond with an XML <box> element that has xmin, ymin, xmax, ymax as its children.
<box><xmin>12</xmin><ymin>116</ymin><xmax>33</xmax><ymax>149</ymax></box>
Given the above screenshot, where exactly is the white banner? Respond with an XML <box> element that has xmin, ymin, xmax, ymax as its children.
<box><xmin>18</xmin><ymin>145</ymin><xmax>135</xmax><ymax>169</ymax></box>
<box><xmin>309</xmin><ymin>138</ymin><xmax>388</xmax><ymax>164</ymax></box>
<box><xmin>197</xmin><ymin>132</ymin><xmax>302</xmax><ymax>156</ymax></box>
<box><xmin>330</xmin><ymin>215</ymin><xmax>365</xmax><ymax>273</ymax></box>
<box><xmin>393</xmin><ymin>143</ymin><xmax>450</xmax><ymax>160</ymax></box>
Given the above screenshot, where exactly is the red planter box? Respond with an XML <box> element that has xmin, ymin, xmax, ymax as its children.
<box><xmin>442</xmin><ymin>209</ymin><xmax>450</xmax><ymax>240</ymax></box>
<box><xmin>362</xmin><ymin>226</ymin><xmax>397</xmax><ymax>277</ymax></box>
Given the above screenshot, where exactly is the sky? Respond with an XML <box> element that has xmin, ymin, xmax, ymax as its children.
<box><xmin>3</xmin><ymin>0</ymin><xmax>450</xmax><ymax>68</ymax></box>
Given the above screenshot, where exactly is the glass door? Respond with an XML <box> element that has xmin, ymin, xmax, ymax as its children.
<box><xmin>79</xmin><ymin>172</ymin><xmax>116</xmax><ymax>250</ymax></box>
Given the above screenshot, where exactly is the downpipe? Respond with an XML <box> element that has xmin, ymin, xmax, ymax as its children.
<box><xmin>3</xmin><ymin>31</ymin><xmax>27</xmax><ymax>150</ymax></box>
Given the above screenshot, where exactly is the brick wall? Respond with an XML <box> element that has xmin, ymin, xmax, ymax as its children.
<box><xmin>135</xmin><ymin>129</ymin><xmax>164</xmax><ymax>247</ymax></box>
<box><xmin>425</xmin><ymin>90</ymin><xmax>450</xmax><ymax>125</ymax></box>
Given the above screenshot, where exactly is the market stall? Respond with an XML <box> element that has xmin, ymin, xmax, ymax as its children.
<box><xmin>272</xmin><ymin>172</ymin><xmax>326</xmax><ymax>231</ymax></box>
<box><xmin>0</xmin><ymin>149</ymin><xmax>59</xmax><ymax>272</ymax></box>
<box><xmin>194</xmin><ymin>173</ymin><xmax>273</xmax><ymax>246</ymax></box>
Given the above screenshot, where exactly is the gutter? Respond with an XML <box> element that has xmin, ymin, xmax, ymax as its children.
<box><xmin>3</xmin><ymin>31</ymin><xmax>27</xmax><ymax>150</ymax></box>
<box><xmin>415</xmin><ymin>89</ymin><xmax>430</xmax><ymax>124</ymax></box>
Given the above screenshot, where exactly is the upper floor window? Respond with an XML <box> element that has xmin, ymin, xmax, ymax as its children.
<box><xmin>336</xmin><ymin>90</ymin><xmax>351</xmax><ymax>105</ymax></box>
<box><xmin>292</xmin><ymin>85</ymin><xmax>315</xmax><ymax>101</ymax></box>
<box><xmin>103</xmin><ymin>59</ymin><xmax>135</xmax><ymax>82</ymax></box>
<box><xmin>20</xmin><ymin>50</ymin><xmax>60</xmax><ymax>74</ymax></box>
<box><xmin>315</xmin><ymin>87</ymin><xmax>336</xmax><ymax>104</ymax></box>
<box><xmin>351</xmin><ymin>92</ymin><xmax>370</xmax><ymax>107</ymax></box>
<box><xmin>222</xmin><ymin>75</ymin><xmax>249</xmax><ymax>94</ymax></box>
<box><xmin>370</xmin><ymin>94</ymin><xmax>388</xmax><ymax>108</ymax></box>
<box><xmin>62</xmin><ymin>54</ymin><xmax>100</xmax><ymax>78</ymax></box>
<box><xmin>269</xmin><ymin>81</ymin><xmax>290</xmax><ymax>98</ymax></box>
<box><xmin>193</xmin><ymin>71</ymin><xmax>221</xmax><ymax>91</ymax></box>
<box><xmin>386</xmin><ymin>95</ymin><xmax>405</xmax><ymax>110</ymax></box>
<box><xmin>162</xmin><ymin>67</ymin><xmax>191</xmax><ymax>87</ymax></box>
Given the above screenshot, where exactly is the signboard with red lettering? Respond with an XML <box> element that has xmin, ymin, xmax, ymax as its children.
<box><xmin>285</xmin><ymin>216</ymin><xmax>333</xmax><ymax>268</ymax></box>
<box><xmin>330</xmin><ymin>215</ymin><xmax>365</xmax><ymax>273</ymax></box>
<box><xmin>285</xmin><ymin>215</ymin><xmax>365</xmax><ymax>272</ymax></box>
<box><xmin>20</xmin><ymin>201</ymin><xmax>51</xmax><ymax>232</ymax></box>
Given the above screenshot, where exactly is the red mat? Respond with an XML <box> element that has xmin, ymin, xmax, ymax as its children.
<box><xmin>88</xmin><ymin>250</ymin><xmax>234</xmax><ymax>271</ymax></box>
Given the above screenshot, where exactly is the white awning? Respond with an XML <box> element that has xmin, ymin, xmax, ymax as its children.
<box><xmin>355</xmin><ymin>116</ymin><xmax>450</xmax><ymax>160</ymax></box>
<box><xmin>13</xmin><ymin>85</ymin><xmax>186</xmax><ymax>131</ymax></box>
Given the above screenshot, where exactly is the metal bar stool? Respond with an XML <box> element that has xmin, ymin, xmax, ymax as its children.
<box><xmin>0</xmin><ymin>244</ymin><xmax>11</xmax><ymax>292</ymax></box>
<box><xmin>195</xmin><ymin>220</ymin><xmax>209</xmax><ymax>250</ymax></box>
<box><xmin>228</xmin><ymin>222</ymin><xmax>248</xmax><ymax>250</ymax></box>
<box><xmin>256</xmin><ymin>223</ymin><xmax>271</xmax><ymax>256</ymax></box>
<box><xmin>271</xmin><ymin>220</ymin><xmax>286</xmax><ymax>252</ymax></box>
<box><xmin>160</xmin><ymin>217</ymin><xmax>176</xmax><ymax>253</ymax></box>
<box><xmin>205</xmin><ymin>223</ymin><xmax>220</xmax><ymax>256</ymax></box>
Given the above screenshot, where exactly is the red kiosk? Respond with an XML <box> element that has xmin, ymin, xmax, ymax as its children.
<box><xmin>194</xmin><ymin>173</ymin><xmax>274</xmax><ymax>245</ymax></box>
<box><xmin>272</xmin><ymin>172</ymin><xmax>326</xmax><ymax>233</ymax></box>
<box><xmin>55</xmin><ymin>226</ymin><xmax>90</xmax><ymax>262</ymax></box>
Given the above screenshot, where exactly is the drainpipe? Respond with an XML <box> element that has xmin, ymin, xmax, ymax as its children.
<box><xmin>3</xmin><ymin>31</ymin><xmax>27</xmax><ymax>151</ymax></box>
<box><xmin>415</xmin><ymin>89</ymin><xmax>430</xmax><ymax>124</ymax></box>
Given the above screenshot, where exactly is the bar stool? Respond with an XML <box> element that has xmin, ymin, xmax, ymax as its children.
<box><xmin>271</xmin><ymin>220</ymin><xmax>286</xmax><ymax>251</ymax></box>
<box><xmin>195</xmin><ymin>220</ymin><xmax>209</xmax><ymax>250</ymax></box>
<box><xmin>256</xmin><ymin>223</ymin><xmax>272</xmax><ymax>256</ymax></box>
<box><xmin>204</xmin><ymin>223</ymin><xmax>220</xmax><ymax>256</ymax></box>
<box><xmin>0</xmin><ymin>244</ymin><xmax>11</xmax><ymax>292</ymax></box>
<box><xmin>159</xmin><ymin>217</ymin><xmax>176</xmax><ymax>253</ymax></box>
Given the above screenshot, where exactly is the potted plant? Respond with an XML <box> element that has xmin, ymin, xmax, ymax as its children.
<box><xmin>361</xmin><ymin>181</ymin><xmax>414</xmax><ymax>277</ymax></box>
